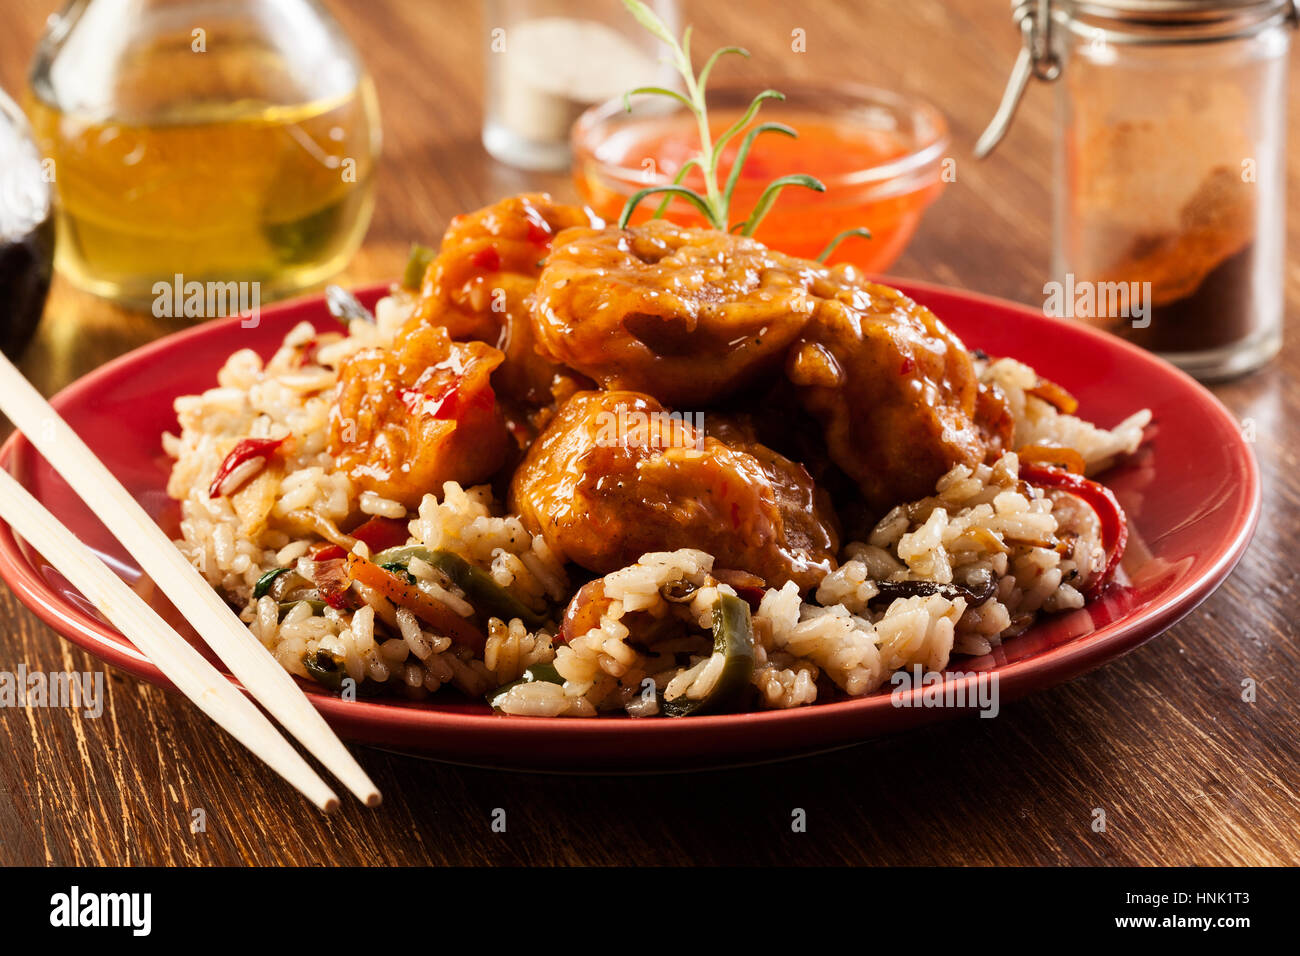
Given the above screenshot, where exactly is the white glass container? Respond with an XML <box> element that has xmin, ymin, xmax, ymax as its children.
<box><xmin>482</xmin><ymin>0</ymin><xmax>680</xmax><ymax>171</ymax></box>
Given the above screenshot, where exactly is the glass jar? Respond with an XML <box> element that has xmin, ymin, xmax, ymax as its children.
<box><xmin>27</xmin><ymin>0</ymin><xmax>381</xmax><ymax>309</ymax></box>
<box><xmin>980</xmin><ymin>0</ymin><xmax>1295</xmax><ymax>381</ymax></box>
<box><xmin>0</xmin><ymin>87</ymin><xmax>54</xmax><ymax>360</ymax></box>
<box><xmin>481</xmin><ymin>0</ymin><xmax>680</xmax><ymax>171</ymax></box>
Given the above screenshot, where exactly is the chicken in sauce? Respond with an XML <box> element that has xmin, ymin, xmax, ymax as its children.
<box><xmin>529</xmin><ymin>216</ymin><xmax>1011</xmax><ymax>510</ymax></box>
<box><xmin>329</xmin><ymin>323</ymin><xmax>510</xmax><ymax>510</ymax></box>
<box><xmin>531</xmin><ymin>220</ymin><xmax>820</xmax><ymax>406</ymax></box>
<box><xmin>412</xmin><ymin>193</ymin><xmax>599</xmax><ymax>406</ymax></box>
<box><xmin>787</xmin><ymin>269</ymin><xmax>1013</xmax><ymax>509</ymax></box>
<box><xmin>326</xmin><ymin>195</ymin><xmax>1014</xmax><ymax>590</ymax></box>
<box><xmin>509</xmin><ymin>390</ymin><xmax>838</xmax><ymax>591</ymax></box>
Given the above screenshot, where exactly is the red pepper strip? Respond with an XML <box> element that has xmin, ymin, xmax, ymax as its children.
<box><xmin>1026</xmin><ymin>379</ymin><xmax>1080</xmax><ymax>416</ymax></box>
<box><xmin>397</xmin><ymin>385</ymin><xmax>440</xmax><ymax>418</ymax></box>
<box><xmin>421</xmin><ymin>382</ymin><xmax>464</xmax><ymax>419</ymax></box>
<box><xmin>322</xmin><ymin>587</ymin><xmax>361</xmax><ymax>612</ymax></box>
<box><xmin>469</xmin><ymin>246</ymin><xmax>501</xmax><ymax>271</ymax></box>
<box><xmin>346</xmin><ymin>552</ymin><xmax>486</xmax><ymax>653</ymax></box>
<box><xmin>1017</xmin><ymin>443</ymin><xmax>1087</xmax><ymax>475</ymax></box>
<box><xmin>350</xmin><ymin>517</ymin><xmax>410</xmax><ymax>553</ymax></box>
<box><xmin>208</xmin><ymin>437</ymin><xmax>284</xmax><ymax>498</ymax></box>
<box><xmin>729</xmin><ymin>585</ymin><xmax>766</xmax><ymax>613</ymax></box>
<box><xmin>293</xmin><ymin>337</ymin><xmax>320</xmax><ymax>369</ymax></box>
<box><xmin>522</xmin><ymin>205</ymin><xmax>553</xmax><ymax>246</ymax></box>
<box><xmin>398</xmin><ymin>381</ymin><xmax>494</xmax><ymax>421</ymax></box>
<box><xmin>712</xmin><ymin>569</ymin><xmax>767</xmax><ymax>613</ymax></box>
<box><xmin>309</xmin><ymin>555</ymin><xmax>360</xmax><ymax>610</ymax></box>
<box><xmin>1020</xmin><ymin>464</ymin><xmax>1128</xmax><ymax>600</ymax></box>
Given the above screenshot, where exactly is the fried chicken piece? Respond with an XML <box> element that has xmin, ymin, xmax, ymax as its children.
<box><xmin>702</xmin><ymin>414</ymin><xmax>842</xmax><ymax>572</ymax></box>
<box><xmin>329</xmin><ymin>323</ymin><xmax>510</xmax><ymax>509</ymax></box>
<box><xmin>413</xmin><ymin>193</ymin><xmax>600</xmax><ymax>405</ymax></box>
<box><xmin>530</xmin><ymin>220</ymin><xmax>1009</xmax><ymax>512</ymax></box>
<box><xmin>787</xmin><ymin>269</ymin><xmax>1011</xmax><ymax>510</ymax></box>
<box><xmin>509</xmin><ymin>390</ymin><xmax>838</xmax><ymax>591</ymax></box>
<box><xmin>530</xmin><ymin>220</ymin><xmax>821</xmax><ymax>406</ymax></box>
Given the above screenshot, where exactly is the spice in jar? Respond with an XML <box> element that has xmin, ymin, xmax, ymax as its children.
<box><xmin>978</xmin><ymin>0</ymin><xmax>1294</xmax><ymax>381</ymax></box>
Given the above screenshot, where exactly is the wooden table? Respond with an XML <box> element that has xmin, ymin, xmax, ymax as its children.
<box><xmin>1</xmin><ymin>0</ymin><xmax>1296</xmax><ymax>867</ymax></box>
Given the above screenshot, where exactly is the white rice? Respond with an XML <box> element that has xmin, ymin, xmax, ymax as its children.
<box><xmin>165</xmin><ymin>293</ymin><xmax>1149</xmax><ymax>716</ymax></box>
<box><xmin>981</xmin><ymin>357</ymin><xmax>1151</xmax><ymax>475</ymax></box>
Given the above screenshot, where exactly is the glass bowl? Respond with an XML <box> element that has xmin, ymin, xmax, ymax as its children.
<box><xmin>571</xmin><ymin>82</ymin><xmax>949</xmax><ymax>269</ymax></box>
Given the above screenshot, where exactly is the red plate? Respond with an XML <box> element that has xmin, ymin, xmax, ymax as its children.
<box><xmin>0</xmin><ymin>281</ymin><xmax>1260</xmax><ymax>770</ymax></box>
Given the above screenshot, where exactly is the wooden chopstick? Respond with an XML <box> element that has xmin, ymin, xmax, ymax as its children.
<box><xmin>0</xmin><ymin>467</ymin><xmax>340</xmax><ymax>812</ymax></box>
<box><xmin>0</xmin><ymin>354</ymin><xmax>381</xmax><ymax>808</ymax></box>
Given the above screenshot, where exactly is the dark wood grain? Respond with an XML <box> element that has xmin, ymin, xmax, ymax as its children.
<box><xmin>0</xmin><ymin>0</ymin><xmax>1296</xmax><ymax>866</ymax></box>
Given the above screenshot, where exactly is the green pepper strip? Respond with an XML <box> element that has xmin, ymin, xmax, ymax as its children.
<box><xmin>485</xmin><ymin>662</ymin><xmax>565</xmax><ymax>711</ymax></box>
<box><xmin>302</xmin><ymin>647</ymin><xmax>346</xmax><ymax>691</ymax></box>
<box><xmin>660</xmin><ymin>592</ymin><xmax>755</xmax><ymax>717</ymax></box>
<box><xmin>380</xmin><ymin>562</ymin><xmax>416</xmax><ymax>584</ymax></box>
<box><xmin>401</xmin><ymin>243</ymin><xmax>436</xmax><ymax>290</ymax></box>
<box><xmin>371</xmin><ymin>546</ymin><xmax>548</xmax><ymax>630</ymax></box>
<box><xmin>254</xmin><ymin>566</ymin><xmax>291</xmax><ymax>599</ymax></box>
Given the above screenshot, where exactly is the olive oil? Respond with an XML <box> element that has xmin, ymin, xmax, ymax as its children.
<box><xmin>26</xmin><ymin>84</ymin><xmax>378</xmax><ymax>307</ymax></box>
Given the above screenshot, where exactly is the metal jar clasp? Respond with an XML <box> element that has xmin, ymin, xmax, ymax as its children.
<box><xmin>976</xmin><ymin>0</ymin><xmax>1061</xmax><ymax>158</ymax></box>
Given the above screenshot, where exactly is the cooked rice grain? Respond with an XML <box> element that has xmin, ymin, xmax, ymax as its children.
<box><xmin>168</xmin><ymin>297</ymin><xmax>1149</xmax><ymax>718</ymax></box>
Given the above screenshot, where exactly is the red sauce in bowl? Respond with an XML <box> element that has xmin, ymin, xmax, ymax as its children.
<box><xmin>572</xmin><ymin>85</ymin><xmax>949</xmax><ymax>269</ymax></box>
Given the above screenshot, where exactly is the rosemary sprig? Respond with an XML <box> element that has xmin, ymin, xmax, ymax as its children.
<box><xmin>815</xmin><ymin>227</ymin><xmax>874</xmax><ymax>263</ymax></box>
<box><xmin>617</xmin><ymin>0</ymin><xmax>826</xmax><ymax>236</ymax></box>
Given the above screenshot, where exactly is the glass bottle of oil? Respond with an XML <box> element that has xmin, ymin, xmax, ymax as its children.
<box><xmin>26</xmin><ymin>0</ymin><xmax>381</xmax><ymax>309</ymax></box>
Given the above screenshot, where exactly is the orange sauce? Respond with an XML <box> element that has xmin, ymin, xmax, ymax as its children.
<box><xmin>574</xmin><ymin>109</ymin><xmax>943</xmax><ymax>269</ymax></box>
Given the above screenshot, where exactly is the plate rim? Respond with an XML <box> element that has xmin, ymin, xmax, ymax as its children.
<box><xmin>0</xmin><ymin>279</ymin><xmax>1262</xmax><ymax>755</ymax></box>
